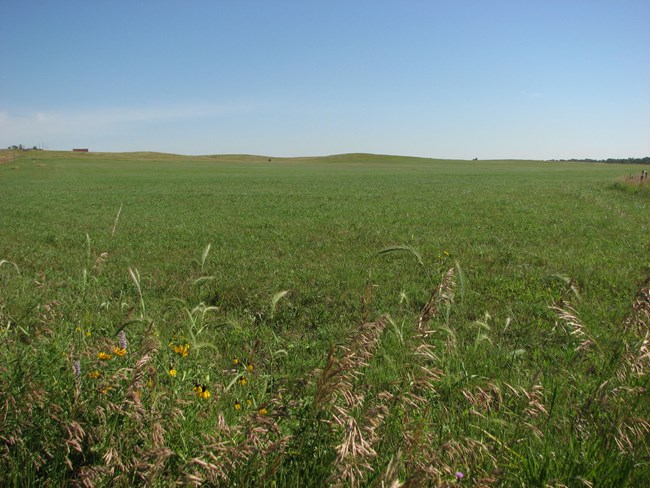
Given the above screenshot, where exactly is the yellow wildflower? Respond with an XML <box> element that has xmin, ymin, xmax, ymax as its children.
<box><xmin>234</xmin><ymin>401</ymin><xmax>242</xmax><ymax>410</ymax></box>
<box><xmin>112</xmin><ymin>346</ymin><xmax>127</xmax><ymax>357</ymax></box>
<box><xmin>258</xmin><ymin>407</ymin><xmax>267</xmax><ymax>415</ymax></box>
<box><xmin>97</xmin><ymin>351</ymin><xmax>113</xmax><ymax>361</ymax></box>
<box><xmin>87</xmin><ymin>370</ymin><xmax>101</xmax><ymax>379</ymax></box>
<box><xmin>172</xmin><ymin>343</ymin><xmax>190</xmax><ymax>357</ymax></box>
<box><xmin>246</xmin><ymin>363</ymin><xmax>254</xmax><ymax>372</ymax></box>
<box><xmin>194</xmin><ymin>384</ymin><xmax>211</xmax><ymax>399</ymax></box>
<box><xmin>239</xmin><ymin>377</ymin><xmax>247</xmax><ymax>386</ymax></box>
<box><xmin>85</xmin><ymin>330</ymin><xmax>92</xmax><ymax>337</ymax></box>
<box><xmin>169</xmin><ymin>368</ymin><xmax>177</xmax><ymax>378</ymax></box>
<box><xmin>100</xmin><ymin>386</ymin><xmax>112</xmax><ymax>394</ymax></box>
<box><xmin>233</xmin><ymin>356</ymin><xmax>240</xmax><ymax>366</ymax></box>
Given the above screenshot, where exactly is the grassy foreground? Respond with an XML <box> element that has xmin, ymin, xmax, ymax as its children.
<box><xmin>0</xmin><ymin>150</ymin><xmax>648</xmax><ymax>486</ymax></box>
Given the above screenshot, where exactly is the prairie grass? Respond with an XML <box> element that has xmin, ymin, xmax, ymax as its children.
<box><xmin>611</xmin><ymin>173</ymin><xmax>650</xmax><ymax>197</ymax></box>
<box><xmin>0</xmin><ymin>151</ymin><xmax>648</xmax><ymax>486</ymax></box>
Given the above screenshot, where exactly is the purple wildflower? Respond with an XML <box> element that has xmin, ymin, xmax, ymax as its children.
<box><xmin>118</xmin><ymin>330</ymin><xmax>128</xmax><ymax>350</ymax></box>
<box><xmin>455</xmin><ymin>472</ymin><xmax>464</xmax><ymax>481</ymax></box>
<box><xmin>73</xmin><ymin>360</ymin><xmax>81</xmax><ymax>377</ymax></box>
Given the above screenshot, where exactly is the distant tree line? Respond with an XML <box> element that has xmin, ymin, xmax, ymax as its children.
<box><xmin>7</xmin><ymin>145</ymin><xmax>42</xmax><ymax>151</ymax></box>
<box><xmin>549</xmin><ymin>157</ymin><xmax>650</xmax><ymax>165</ymax></box>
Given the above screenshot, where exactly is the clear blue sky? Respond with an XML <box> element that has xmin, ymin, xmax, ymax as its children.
<box><xmin>1</xmin><ymin>0</ymin><xmax>648</xmax><ymax>159</ymax></box>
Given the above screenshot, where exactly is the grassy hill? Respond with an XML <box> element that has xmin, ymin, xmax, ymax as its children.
<box><xmin>0</xmin><ymin>151</ymin><xmax>648</xmax><ymax>486</ymax></box>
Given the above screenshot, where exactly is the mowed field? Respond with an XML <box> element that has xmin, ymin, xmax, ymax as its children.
<box><xmin>0</xmin><ymin>150</ymin><xmax>648</xmax><ymax>486</ymax></box>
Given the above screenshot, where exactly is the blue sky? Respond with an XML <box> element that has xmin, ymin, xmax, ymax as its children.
<box><xmin>1</xmin><ymin>0</ymin><xmax>648</xmax><ymax>159</ymax></box>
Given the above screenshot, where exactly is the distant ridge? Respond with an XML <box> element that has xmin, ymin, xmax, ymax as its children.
<box><xmin>4</xmin><ymin>150</ymin><xmax>460</xmax><ymax>163</ymax></box>
<box><xmin>6</xmin><ymin>148</ymin><xmax>644</xmax><ymax>164</ymax></box>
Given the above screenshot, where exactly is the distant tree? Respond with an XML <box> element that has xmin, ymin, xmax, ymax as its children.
<box><xmin>568</xmin><ymin>156</ymin><xmax>650</xmax><ymax>165</ymax></box>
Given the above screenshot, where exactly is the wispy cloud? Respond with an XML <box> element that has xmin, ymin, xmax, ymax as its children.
<box><xmin>0</xmin><ymin>102</ymin><xmax>269</xmax><ymax>149</ymax></box>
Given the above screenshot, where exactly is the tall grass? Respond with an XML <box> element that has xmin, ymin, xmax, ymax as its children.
<box><xmin>0</xmin><ymin>242</ymin><xmax>648</xmax><ymax>486</ymax></box>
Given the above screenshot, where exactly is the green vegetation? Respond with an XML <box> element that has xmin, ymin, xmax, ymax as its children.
<box><xmin>565</xmin><ymin>157</ymin><xmax>650</xmax><ymax>165</ymax></box>
<box><xmin>1</xmin><ymin>151</ymin><xmax>648</xmax><ymax>486</ymax></box>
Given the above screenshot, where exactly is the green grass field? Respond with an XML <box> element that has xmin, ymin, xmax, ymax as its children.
<box><xmin>1</xmin><ymin>150</ymin><xmax>648</xmax><ymax>486</ymax></box>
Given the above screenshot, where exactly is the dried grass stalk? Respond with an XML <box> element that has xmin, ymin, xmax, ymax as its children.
<box><xmin>549</xmin><ymin>301</ymin><xmax>595</xmax><ymax>352</ymax></box>
<box><xmin>417</xmin><ymin>267</ymin><xmax>456</xmax><ymax>333</ymax></box>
